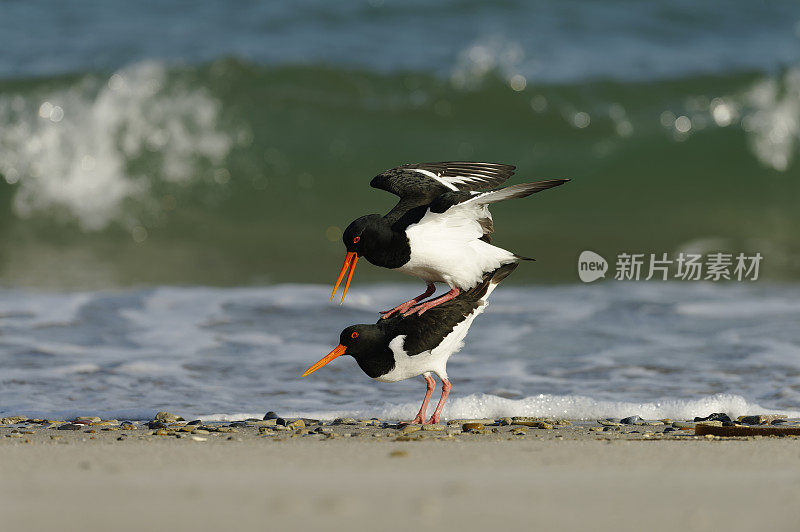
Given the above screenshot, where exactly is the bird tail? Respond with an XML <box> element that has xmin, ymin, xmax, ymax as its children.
<box><xmin>462</xmin><ymin>263</ymin><xmax>519</xmax><ymax>303</ymax></box>
<box><xmin>470</xmin><ymin>178</ymin><xmax>569</xmax><ymax>205</ymax></box>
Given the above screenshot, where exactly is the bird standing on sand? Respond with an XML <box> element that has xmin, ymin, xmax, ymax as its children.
<box><xmin>305</xmin><ymin>264</ymin><xmax>517</xmax><ymax>424</ymax></box>
<box><xmin>330</xmin><ymin>162</ymin><xmax>568</xmax><ymax>316</ymax></box>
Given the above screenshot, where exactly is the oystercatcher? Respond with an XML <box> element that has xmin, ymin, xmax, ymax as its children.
<box><xmin>329</xmin><ymin>161</ymin><xmax>568</xmax><ymax>316</ymax></box>
<box><xmin>305</xmin><ymin>263</ymin><xmax>517</xmax><ymax>424</ymax></box>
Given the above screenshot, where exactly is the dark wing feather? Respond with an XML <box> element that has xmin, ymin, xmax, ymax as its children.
<box><xmin>371</xmin><ymin>162</ymin><xmax>516</xmax><ymax>199</ymax></box>
<box><xmin>371</xmin><ymin>162</ymin><xmax>517</xmax><ymax>223</ymax></box>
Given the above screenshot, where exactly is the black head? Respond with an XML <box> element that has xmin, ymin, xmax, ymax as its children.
<box><xmin>301</xmin><ymin>323</ymin><xmax>393</xmax><ymax>379</ymax></box>
<box><xmin>339</xmin><ymin>324</ymin><xmax>384</xmax><ymax>356</ymax></box>
<box><xmin>342</xmin><ymin>214</ymin><xmax>381</xmax><ymax>254</ymax></box>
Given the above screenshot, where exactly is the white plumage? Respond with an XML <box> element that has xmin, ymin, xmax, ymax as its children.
<box><xmin>375</xmin><ymin>276</ymin><xmax>501</xmax><ymax>383</ymax></box>
<box><xmin>394</xmin><ymin>200</ymin><xmax>517</xmax><ymax>289</ymax></box>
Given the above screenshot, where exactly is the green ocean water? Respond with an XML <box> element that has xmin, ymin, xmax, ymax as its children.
<box><xmin>0</xmin><ymin>60</ymin><xmax>798</xmax><ymax>287</ymax></box>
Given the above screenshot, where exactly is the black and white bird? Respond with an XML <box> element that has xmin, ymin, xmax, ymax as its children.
<box><xmin>330</xmin><ymin>162</ymin><xmax>568</xmax><ymax>317</ymax></box>
<box><xmin>306</xmin><ymin>263</ymin><xmax>517</xmax><ymax>424</ymax></box>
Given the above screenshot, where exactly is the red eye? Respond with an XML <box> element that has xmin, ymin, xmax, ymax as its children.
<box><xmin>351</xmin><ymin>332</ymin><xmax>359</xmax><ymax>339</ymax></box>
<box><xmin>353</xmin><ymin>236</ymin><xmax>360</xmax><ymax>244</ymax></box>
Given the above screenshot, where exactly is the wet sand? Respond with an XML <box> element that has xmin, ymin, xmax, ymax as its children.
<box><xmin>1</xmin><ymin>417</ymin><xmax>799</xmax><ymax>531</ymax></box>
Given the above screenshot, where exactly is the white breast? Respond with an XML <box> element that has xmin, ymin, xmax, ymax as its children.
<box><xmin>394</xmin><ymin>206</ymin><xmax>517</xmax><ymax>289</ymax></box>
<box><xmin>374</xmin><ymin>302</ymin><xmax>488</xmax><ymax>383</ymax></box>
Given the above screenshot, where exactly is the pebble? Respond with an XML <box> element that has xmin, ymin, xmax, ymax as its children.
<box><xmin>191</xmin><ymin>436</ymin><xmax>207</xmax><ymax>442</ymax></box>
<box><xmin>263</xmin><ymin>411</ymin><xmax>279</xmax><ymax>420</ymax></box>
<box><xmin>154</xmin><ymin>411</ymin><xmax>184</xmax><ymax>423</ymax></box>
<box><xmin>74</xmin><ymin>416</ymin><xmax>101</xmax><ymax>423</ymax></box>
<box><xmin>401</xmin><ymin>425</ymin><xmax>422</xmax><ymax>433</ymax></box>
<box><xmin>597</xmin><ymin>419</ymin><xmax>623</xmax><ymax>427</ymax></box>
<box><xmin>192</xmin><ymin>429</ymin><xmax>211</xmax><ymax>435</ymax></box>
<box><xmin>462</xmin><ymin>423</ymin><xmax>485</xmax><ymax>432</ymax></box>
<box><xmin>620</xmin><ymin>415</ymin><xmax>643</xmax><ymax>425</ymax></box>
<box><xmin>57</xmin><ymin>424</ymin><xmax>82</xmax><ymax>431</ymax></box>
<box><xmin>389</xmin><ymin>450</ymin><xmax>408</xmax><ymax>458</ymax></box>
<box><xmin>511</xmin><ymin>428</ymin><xmax>527</xmax><ymax>435</ymax></box>
<box><xmin>287</xmin><ymin>420</ymin><xmax>305</xmax><ymax>429</ymax></box>
<box><xmin>1</xmin><ymin>416</ymin><xmax>28</xmax><ymax>424</ymax></box>
<box><xmin>738</xmin><ymin>414</ymin><xmax>786</xmax><ymax>425</ymax></box>
<box><xmin>421</xmin><ymin>424</ymin><xmax>445</xmax><ymax>431</ymax></box>
<box><xmin>694</xmin><ymin>413</ymin><xmax>731</xmax><ymax>423</ymax></box>
<box><xmin>332</xmin><ymin>418</ymin><xmax>359</xmax><ymax>425</ymax></box>
<box><xmin>696</xmin><ymin>421</ymin><xmax>724</xmax><ymax>428</ymax></box>
<box><xmin>499</xmin><ymin>417</ymin><xmax>513</xmax><ymax>426</ymax></box>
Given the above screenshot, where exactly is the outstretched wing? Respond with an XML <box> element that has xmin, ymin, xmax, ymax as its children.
<box><xmin>371</xmin><ymin>162</ymin><xmax>517</xmax><ymax>222</ymax></box>
<box><xmin>427</xmin><ymin>179</ymin><xmax>570</xmax><ymax>242</ymax></box>
<box><xmin>372</xmin><ymin>162</ymin><xmax>515</xmax><ymax>199</ymax></box>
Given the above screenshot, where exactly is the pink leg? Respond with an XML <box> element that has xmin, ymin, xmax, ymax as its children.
<box><xmin>410</xmin><ymin>374</ymin><xmax>436</xmax><ymax>424</ymax></box>
<box><xmin>381</xmin><ymin>283</ymin><xmax>436</xmax><ymax>319</ymax></box>
<box><xmin>427</xmin><ymin>379</ymin><xmax>451</xmax><ymax>424</ymax></box>
<box><xmin>404</xmin><ymin>287</ymin><xmax>460</xmax><ymax>316</ymax></box>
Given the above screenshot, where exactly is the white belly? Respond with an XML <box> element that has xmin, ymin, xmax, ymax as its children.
<box><xmin>375</xmin><ymin>303</ymin><xmax>487</xmax><ymax>382</ymax></box>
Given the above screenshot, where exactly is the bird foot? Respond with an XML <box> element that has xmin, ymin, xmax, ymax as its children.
<box><xmin>380</xmin><ymin>300</ymin><xmax>416</xmax><ymax>319</ymax></box>
<box><xmin>402</xmin><ymin>300</ymin><xmax>439</xmax><ymax>316</ymax></box>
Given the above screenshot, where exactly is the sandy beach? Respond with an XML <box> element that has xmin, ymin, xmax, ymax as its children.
<box><xmin>2</xmin><ymin>417</ymin><xmax>799</xmax><ymax>532</ymax></box>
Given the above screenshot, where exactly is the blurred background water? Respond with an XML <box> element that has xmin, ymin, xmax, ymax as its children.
<box><xmin>0</xmin><ymin>0</ymin><xmax>798</xmax><ymax>286</ymax></box>
<box><xmin>1</xmin><ymin>1</ymin><xmax>799</xmax><ymax>419</ymax></box>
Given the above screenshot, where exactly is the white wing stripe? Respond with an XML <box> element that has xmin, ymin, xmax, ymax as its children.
<box><xmin>410</xmin><ymin>168</ymin><xmax>459</xmax><ymax>191</ymax></box>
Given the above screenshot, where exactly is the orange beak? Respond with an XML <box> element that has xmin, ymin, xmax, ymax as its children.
<box><xmin>301</xmin><ymin>344</ymin><xmax>347</xmax><ymax>377</ymax></box>
<box><xmin>330</xmin><ymin>252</ymin><xmax>359</xmax><ymax>304</ymax></box>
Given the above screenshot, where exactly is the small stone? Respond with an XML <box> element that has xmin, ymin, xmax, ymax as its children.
<box><xmin>147</xmin><ymin>421</ymin><xmax>168</xmax><ymax>429</ymax></box>
<box><xmin>598</xmin><ymin>419</ymin><xmax>623</xmax><ymax>427</ymax></box>
<box><xmin>672</xmin><ymin>421</ymin><xmax>696</xmax><ymax>429</ymax></box>
<box><xmin>462</xmin><ymin>423</ymin><xmax>485</xmax><ymax>432</ymax></box>
<box><xmin>389</xmin><ymin>450</ymin><xmax>408</xmax><ymax>458</ymax></box>
<box><xmin>531</xmin><ymin>422</ymin><xmax>554</xmax><ymax>430</ymax></box>
<box><xmin>192</xmin><ymin>429</ymin><xmax>210</xmax><ymax>435</ymax></box>
<box><xmin>57</xmin><ymin>424</ymin><xmax>82</xmax><ymax>431</ymax></box>
<box><xmin>620</xmin><ymin>415</ymin><xmax>643</xmax><ymax>425</ymax></box>
<box><xmin>738</xmin><ymin>414</ymin><xmax>787</xmax><ymax>425</ymax></box>
<box><xmin>74</xmin><ymin>416</ymin><xmax>101</xmax><ymax>423</ymax></box>
<box><xmin>421</xmin><ymin>424</ymin><xmax>445</xmax><ymax>431</ymax></box>
<box><xmin>187</xmin><ymin>419</ymin><xmax>202</xmax><ymax>425</ymax></box>
<box><xmin>154</xmin><ymin>429</ymin><xmax>169</xmax><ymax>436</ymax></box>
<box><xmin>263</xmin><ymin>411</ymin><xmax>279</xmax><ymax>420</ymax></box>
<box><xmin>499</xmin><ymin>418</ymin><xmax>513</xmax><ymax>426</ymax></box>
<box><xmin>154</xmin><ymin>411</ymin><xmax>184</xmax><ymax>423</ymax></box>
<box><xmin>643</xmin><ymin>421</ymin><xmax>664</xmax><ymax>426</ymax></box>
<box><xmin>332</xmin><ymin>418</ymin><xmax>358</xmax><ymax>425</ymax></box>
<box><xmin>401</xmin><ymin>425</ymin><xmax>422</xmax><ymax>433</ymax></box>
<box><xmin>696</xmin><ymin>421</ymin><xmax>724</xmax><ymax>428</ymax></box>
<box><xmin>1</xmin><ymin>416</ymin><xmax>28</xmax><ymax>424</ymax></box>
<box><xmin>694</xmin><ymin>413</ymin><xmax>731</xmax><ymax>423</ymax></box>
<box><xmin>287</xmin><ymin>420</ymin><xmax>305</xmax><ymax>429</ymax></box>
<box><xmin>120</xmin><ymin>424</ymin><xmax>138</xmax><ymax>431</ymax></box>
<box><xmin>191</xmin><ymin>436</ymin><xmax>207</xmax><ymax>442</ymax></box>
<box><xmin>511</xmin><ymin>428</ymin><xmax>527</xmax><ymax>435</ymax></box>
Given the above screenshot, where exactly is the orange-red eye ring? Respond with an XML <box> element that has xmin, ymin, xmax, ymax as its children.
<box><xmin>351</xmin><ymin>331</ymin><xmax>359</xmax><ymax>338</ymax></box>
<box><xmin>353</xmin><ymin>236</ymin><xmax>360</xmax><ymax>243</ymax></box>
